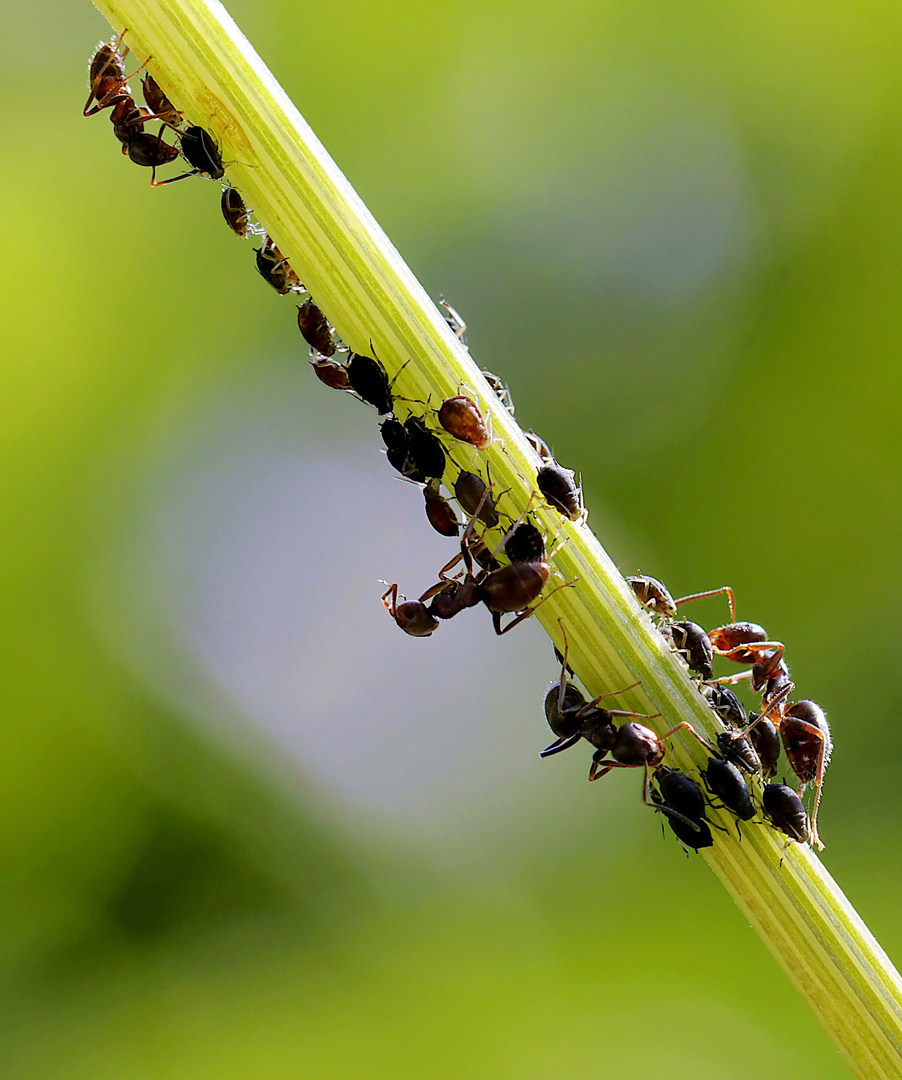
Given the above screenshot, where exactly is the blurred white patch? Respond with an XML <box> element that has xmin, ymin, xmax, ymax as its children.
<box><xmin>92</xmin><ymin>372</ymin><xmax>558</xmax><ymax>841</ymax></box>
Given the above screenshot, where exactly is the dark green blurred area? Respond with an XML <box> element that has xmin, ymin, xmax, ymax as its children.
<box><xmin>1</xmin><ymin>1</ymin><xmax>900</xmax><ymax>1076</ymax></box>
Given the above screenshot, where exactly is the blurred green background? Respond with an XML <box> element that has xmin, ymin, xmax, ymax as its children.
<box><xmin>1</xmin><ymin>0</ymin><xmax>900</xmax><ymax>1076</ymax></box>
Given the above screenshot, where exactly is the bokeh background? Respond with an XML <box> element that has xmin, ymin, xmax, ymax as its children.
<box><xmin>2</xmin><ymin>0</ymin><xmax>900</xmax><ymax>1076</ymax></box>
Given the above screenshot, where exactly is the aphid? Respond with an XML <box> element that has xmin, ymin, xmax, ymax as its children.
<box><xmin>666</xmin><ymin>620</ymin><xmax>714</xmax><ymax>681</ymax></box>
<box><xmin>536</xmin><ymin>459</ymin><xmax>583</xmax><ymax>520</ymax></box>
<box><xmin>704</xmin><ymin>684</ymin><xmax>747</xmax><ymax>729</ymax></box>
<box><xmin>255</xmin><ymin>237</ymin><xmax>305</xmax><ymax>296</ymax></box>
<box><xmin>525</xmin><ymin>430</ymin><xmax>552</xmax><ymax>462</ymax></box>
<box><xmin>762</xmin><ymin>783</ymin><xmax>810</xmax><ymax>844</ymax></box>
<box><xmin>125</xmin><ymin>129</ymin><xmax>180</xmax><ymax>182</ymax></box>
<box><xmin>438</xmin><ymin>395</ymin><xmax>491</xmax><ymax>450</ymax></box>
<box><xmin>297</xmin><ymin>299</ymin><xmax>336</xmax><ymax>356</ymax></box>
<box><xmin>653</xmin><ymin>768</ymin><xmax>714</xmax><ymax>851</ymax></box>
<box><xmin>221</xmin><ymin>186</ymin><xmax>252</xmax><ymax>239</ymax></box>
<box><xmin>380</xmin><ymin>583</ymin><xmax>439</xmax><ymax>638</ymax></box>
<box><xmin>454</xmin><ymin>470</ymin><xmax>499</xmax><ymax>528</ymax></box>
<box><xmin>152</xmin><ymin>124</ymin><xmax>225</xmax><ymax>185</ymax></box>
<box><xmin>404</xmin><ymin>417</ymin><xmax>446</xmax><ymax>481</ymax></box>
<box><xmin>140</xmin><ymin>73</ymin><xmax>181</xmax><ymax>127</ymax></box>
<box><xmin>440</xmin><ymin>298</ymin><xmax>467</xmax><ymax>343</ymax></box>
<box><xmin>84</xmin><ymin>32</ymin><xmax>147</xmax><ymax>116</ymax></box>
<box><xmin>482</xmin><ymin>369</ymin><xmax>515</xmax><ymax>415</ymax></box>
<box><xmin>627</xmin><ymin>575</ymin><xmax>677</xmax><ymax>619</ymax></box>
<box><xmin>715</xmin><ymin>729</ymin><xmax>761</xmax><ymax>776</ymax></box>
<box><xmin>309</xmin><ymin>356</ymin><xmax>352</xmax><ymax>391</ymax></box>
<box><xmin>747</xmin><ymin>711</ymin><xmax>781</xmax><ymax>779</ymax></box>
<box><xmin>380</xmin><ymin>418</ymin><xmax>421</xmax><ymax>481</ymax></box>
<box><xmin>702</xmin><ymin>757</ymin><xmax>755</xmax><ymax>822</ymax></box>
<box><xmin>423</xmin><ymin>479</ymin><xmax>459</xmax><ymax>538</ymax></box>
<box><xmin>503</xmin><ymin>521</ymin><xmax>545</xmax><ymax>565</ymax></box>
<box><xmin>347</xmin><ymin>351</ymin><xmax>393</xmax><ymax>414</ymax></box>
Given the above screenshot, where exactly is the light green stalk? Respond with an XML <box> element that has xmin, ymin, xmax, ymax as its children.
<box><xmin>89</xmin><ymin>1</ymin><xmax>902</xmax><ymax>1074</ymax></box>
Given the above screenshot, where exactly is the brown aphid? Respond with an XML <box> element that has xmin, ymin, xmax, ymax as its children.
<box><xmin>627</xmin><ymin>574</ymin><xmax>677</xmax><ymax>619</ymax></box>
<box><xmin>666</xmin><ymin>620</ymin><xmax>714</xmax><ymax>680</ymax></box>
<box><xmin>482</xmin><ymin>369</ymin><xmax>515</xmax><ymax>415</ymax></box>
<box><xmin>221</xmin><ymin>186</ymin><xmax>252</xmax><ymax>238</ymax></box>
<box><xmin>381</xmin><ymin>583</ymin><xmax>439</xmax><ymax>637</ymax></box>
<box><xmin>525</xmin><ymin>430</ymin><xmax>552</xmax><ymax>461</ymax></box>
<box><xmin>423</xmin><ymin>479</ymin><xmax>459</xmax><ymax>538</ymax></box>
<box><xmin>255</xmin><ymin>237</ymin><xmax>304</xmax><ymax>295</ymax></box>
<box><xmin>296</xmin><ymin>299</ymin><xmax>336</xmax><ymax>356</ymax></box>
<box><xmin>438</xmin><ymin>395</ymin><xmax>490</xmax><ymax>450</ymax></box>
<box><xmin>140</xmin><ymin>73</ymin><xmax>182</xmax><ymax>127</ymax></box>
<box><xmin>310</xmin><ymin>356</ymin><xmax>351</xmax><ymax>391</ymax></box>
<box><xmin>537</xmin><ymin>460</ymin><xmax>583</xmax><ymax>520</ymax></box>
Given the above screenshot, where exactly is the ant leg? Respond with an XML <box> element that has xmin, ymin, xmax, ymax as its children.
<box><xmin>588</xmin><ymin>751</ymin><xmax>613</xmax><ymax>781</ymax></box>
<box><xmin>151</xmin><ymin>169</ymin><xmax>198</xmax><ymax>187</ymax></box>
<box><xmin>554</xmin><ymin>620</ymin><xmax>573</xmax><ymax>716</ymax></box>
<box><xmin>660</xmin><ymin>721</ymin><xmax>718</xmax><ymax>757</ymax></box>
<box><xmin>574</xmin><ymin>683</ymin><xmax>644</xmax><ymax>719</ymax></box>
<box><xmin>491</xmin><ymin>492</ymin><xmax>538</xmax><ymax>559</ymax></box>
<box><xmin>674</xmin><ymin>586</ymin><xmax>736</xmax><ymax>623</ymax></box>
<box><xmin>379</xmin><ymin>582</ymin><xmax>400</xmax><ymax>616</ymax></box>
<box><xmin>712</xmin><ymin>640</ymin><xmax>785</xmax><ymax>664</ymax></box>
<box><xmin>733</xmin><ymin>684</ymin><xmax>792</xmax><ymax>741</ymax></box>
<box><xmin>540</xmin><ymin>734</ymin><xmax>581</xmax><ymax>758</ymax></box>
<box><xmin>492</xmin><ymin>577</ymin><xmax>579</xmax><ymax>635</ymax></box>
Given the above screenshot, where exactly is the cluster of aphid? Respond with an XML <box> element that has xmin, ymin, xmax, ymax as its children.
<box><xmin>543</xmin><ymin>576</ymin><xmax>833</xmax><ymax>853</ymax></box>
<box><xmin>84</xmin><ymin>32</ymin><xmax>832</xmax><ymax>858</ymax></box>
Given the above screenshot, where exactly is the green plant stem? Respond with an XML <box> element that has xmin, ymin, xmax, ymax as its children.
<box><xmin>90</xmin><ymin>1</ymin><xmax>902</xmax><ymax>1074</ymax></box>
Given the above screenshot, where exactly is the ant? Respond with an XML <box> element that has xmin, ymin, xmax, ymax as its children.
<box><xmin>384</xmin><ymin>491</ymin><xmax>573</xmax><ymax>636</ymax></box>
<box><xmin>540</xmin><ymin>626</ymin><xmax>711</xmax><ymax>833</ymax></box>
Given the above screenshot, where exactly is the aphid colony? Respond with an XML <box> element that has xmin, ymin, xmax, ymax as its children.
<box><xmin>83</xmin><ymin>33</ymin><xmax>831</xmax><ymax>857</ymax></box>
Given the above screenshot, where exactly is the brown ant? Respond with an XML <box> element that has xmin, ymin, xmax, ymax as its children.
<box><xmin>384</xmin><ymin>491</ymin><xmax>573</xmax><ymax>637</ymax></box>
